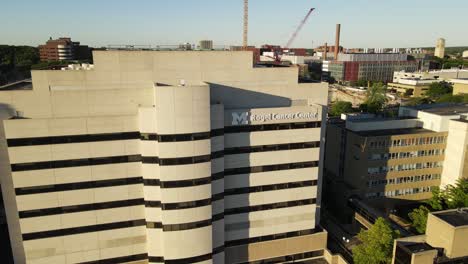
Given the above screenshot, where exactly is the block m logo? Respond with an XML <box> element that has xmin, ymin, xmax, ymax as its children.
<box><xmin>232</xmin><ymin>112</ymin><xmax>249</xmax><ymax>125</ymax></box>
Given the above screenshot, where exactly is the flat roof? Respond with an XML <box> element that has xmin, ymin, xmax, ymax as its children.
<box><xmin>434</xmin><ymin>208</ymin><xmax>468</xmax><ymax>227</ymax></box>
<box><xmin>404</xmin><ymin>103</ymin><xmax>468</xmax><ymax>116</ymax></box>
<box><xmin>355</xmin><ymin>127</ymin><xmax>436</xmax><ymax>137</ymax></box>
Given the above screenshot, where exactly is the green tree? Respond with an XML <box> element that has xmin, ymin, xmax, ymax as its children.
<box><xmin>425</xmin><ymin>81</ymin><xmax>453</xmax><ymax>100</ymax></box>
<box><xmin>427</xmin><ymin>187</ymin><xmax>445</xmax><ymax>211</ymax></box>
<box><xmin>364</xmin><ymin>82</ymin><xmax>387</xmax><ymax>113</ymax></box>
<box><xmin>405</xmin><ymin>97</ymin><xmax>431</xmax><ymax>106</ymax></box>
<box><xmin>330</xmin><ymin>101</ymin><xmax>353</xmax><ymax>117</ymax></box>
<box><xmin>436</xmin><ymin>93</ymin><xmax>468</xmax><ymax>103</ymax></box>
<box><xmin>353</xmin><ymin>217</ymin><xmax>400</xmax><ymax>264</ymax></box>
<box><xmin>408</xmin><ymin>179</ymin><xmax>468</xmax><ymax>234</ymax></box>
<box><xmin>445</xmin><ymin>179</ymin><xmax>468</xmax><ymax>209</ymax></box>
<box><xmin>408</xmin><ymin>205</ymin><xmax>430</xmax><ymax>234</ymax></box>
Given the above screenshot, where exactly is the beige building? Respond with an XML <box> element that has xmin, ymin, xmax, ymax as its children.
<box><xmin>392</xmin><ymin>208</ymin><xmax>468</xmax><ymax>264</ymax></box>
<box><xmin>434</xmin><ymin>38</ymin><xmax>446</xmax><ymax>59</ymax></box>
<box><xmin>324</xmin><ymin>104</ymin><xmax>468</xmax><ymax>214</ymax></box>
<box><xmin>451</xmin><ymin>78</ymin><xmax>468</xmax><ymax>95</ymax></box>
<box><xmin>0</xmin><ymin>50</ymin><xmax>334</xmax><ymax>264</ymax></box>
<box><xmin>387</xmin><ymin>78</ymin><xmax>435</xmax><ymax>97</ymax></box>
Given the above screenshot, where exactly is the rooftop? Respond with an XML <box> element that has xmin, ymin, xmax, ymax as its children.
<box><xmin>434</xmin><ymin>208</ymin><xmax>468</xmax><ymax>227</ymax></box>
<box><xmin>404</xmin><ymin>103</ymin><xmax>468</xmax><ymax>116</ymax></box>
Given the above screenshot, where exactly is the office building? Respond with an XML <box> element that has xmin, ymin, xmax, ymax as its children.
<box><xmin>392</xmin><ymin>208</ymin><xmax>468</xmax><ymax>264</ymax></box>
<box><xmin>434</xmin><ymin>38</ymin><xmax>446</xmax><ymax>59</ymax></box>
<box><xmin>38</xmin><ymin>37</ymin><xmax>91</xmax><ymax>62</ymax></box>
<box><xmin>0</xmin><ymin>50</ymin><xmax>332</xmax><ymax>264</ymax></box>
<box><xmin>199</xmin><ymin>40</ymin><xmax>214</xmax><ymax>50</ymax></box>
<box><xmin>323</xmin><ymin>53</ymin><xmax>418</xmax><ymax>83</ymax></box>
<box><xmin>324</xmin><ymin>104</ymin><xmax>468</xmax><ymax>214</ymax></box>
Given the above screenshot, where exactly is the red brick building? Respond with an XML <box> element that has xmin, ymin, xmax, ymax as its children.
<box><xmin>39</xmin><ymin>37</ymin><xmax>91</xmax><ymax>61</ymax></box>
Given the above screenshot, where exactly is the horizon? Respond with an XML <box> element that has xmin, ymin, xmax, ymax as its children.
<box><xmin>1</xmin><ymin>0</ymin><xmax>468</xmax><ymax>49</ymax></box>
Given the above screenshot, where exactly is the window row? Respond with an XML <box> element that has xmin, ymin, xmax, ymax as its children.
<box><xmin>15</xmin><ymin>177</ymin><xmax>143</xmax><ymax>196</ymax></box>
<box><xmin>22</xmin><ymin>219</ymin><xmax>146</xmax><ymax>241</ymax></box>
<box><xmin>7</xmin><ymin>132</ymin><xmax>140</xmax><ymax>147</ymax></box>
<box><xmin>225</xmin><ymin>121</ymin><xmax>321</xmax><ymax>134</ymax></box>
<box><xmin>19</xmin><ymin>198</ymin><xmax>144</xmax><ymax>218</ymax></box>
<box><xmin>140</xmin><ymin>131</ymin><xmax>211</xmax><ymax>142</ymax></box>
<box><xmin>368</xmin><ymin>149</ymin><xmax>445</xmax><ymax>161</ymax></box>
<box><xmin>144</xmin><ymin>198</ymin><xmax>212</xmax><ymax>211</ymax></box>
<box><xmin>11</xmin><ymin>155</ymin><xmax>142</xmax><ymax>172</ymax></box>
<box><xmin>224</xmin><ymin>180</ymin><xmax>317</xmax><ymax>196</ymax></box>
<box><xmin>369</xmin><ymin>136</ymin><xmax>446</xmax><ymax>149</ymax></box>
<box><xmin>365</xmin><ymin>186</ymin><xmax>434</xmax><ymax>199</ymax></box>
<box><xmin>146</xmin><ymin>218</ymin><xmax>212</xmax><ymax>232</ymax></box>
<box><xmin>225</xmin><ymin>198</ymin><xmax>316</xmax><ymax>216</ymax></box>
<box><xmin>367</xmin><ymin>174</ymin><xmax>441</xmax><ymax>187</ymax></box>
<box><xmin>225</xmin><ymin>161</ymin><xmax>319</xmax><ymax>176</ymax></box>
<box><xmin>225</xmin><ymin>228</ymin><xmax>321</xmax><ymax>248</ymax></box>
<box><xmin>367</xmin><ymin>162</ymin><xmax>443</xmax><ymax>175</ymax></box>
<box><xmin>142</xmin><ymin>154</ymin><xmax>211</xmax><ymax>166</ymax></box>
<box><xmin>143</xmin><ymin>176</ymin><xmax>211</xmax><ymax>188</ymax></box>
<box><xmin>224</xmin><ymin>141</ymin><xmax>320</xmax><ymax>155</ymax></box>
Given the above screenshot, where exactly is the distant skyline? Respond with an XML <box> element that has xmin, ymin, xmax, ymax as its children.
<box><xmin>1</xmin><ymin>0</ymin><xmax>468</xmax><ymax>49</ymax></box>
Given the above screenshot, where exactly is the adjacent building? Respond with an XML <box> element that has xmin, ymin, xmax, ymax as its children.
<box><xmin>0</xmin><ymin>50</ymin><xmax>332</xmax><ymax>264</ymax></box>
<box><xmin>392</xmin><ymin>208</ymin><xmax>468</xmax><ymax>264</ymax></box>
<box><xmin>323</xmin><ymin>53</ymin><xmax>418</xmax><ymax>83</ymax></box>
<box><xmin>38</xmin><ymin>37</ymin><xmax>91</xmax><ymax>62</ymax></box>
<box><xmin>324</xmin><ymin>104</ymin><xmax>468</xmax><ymax>215</ymax></box>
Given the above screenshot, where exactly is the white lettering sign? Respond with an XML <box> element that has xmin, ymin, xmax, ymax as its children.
<box><xmin>231</xmin><ymin>111</ymin><xmax>319</xmax><ymax>125</ymax></box>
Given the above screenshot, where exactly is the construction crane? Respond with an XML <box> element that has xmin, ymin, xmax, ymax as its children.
<box><xmin>285</xmin><ymin>8</ymin><xmax>315</xmax><ymax>49</ymax></box>
<box><xmin>243</xmin><ymin>0</ymin><xmax>248</xmax><ymax>48</ymax></box>
<box><xmin>264</xmin><ymin>8</ymin><xmax>315</xmax><ymax>63</ymax></box>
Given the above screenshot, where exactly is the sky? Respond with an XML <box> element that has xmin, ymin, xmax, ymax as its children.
<box><xmin>1</xmin><ymin>0</ymin><xmax>467</xmax><ymax>49</ymax></box>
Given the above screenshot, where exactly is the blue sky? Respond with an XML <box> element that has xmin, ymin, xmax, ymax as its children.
<box><xmin>1</xmin><ymin>0</ymin><xmax>467</xmax><ymax>48</ymax></box>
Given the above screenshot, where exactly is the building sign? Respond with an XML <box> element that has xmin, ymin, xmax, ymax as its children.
<box><xmin>232</xmin><ymin>111</ymin><xmax>319</xmax><ymax>125</ymax></box>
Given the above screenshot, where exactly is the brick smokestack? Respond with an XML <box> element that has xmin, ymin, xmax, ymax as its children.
<box><xmin>335</xmin><ymin>24</ymin><xmax>341</xmax><ymax>60</ymax></box>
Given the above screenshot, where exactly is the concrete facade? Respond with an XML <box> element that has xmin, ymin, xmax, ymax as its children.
<box><xmin>0</xmin><ymin>51</ymin><xmax>330</xmax><ymax>264</ymax></box>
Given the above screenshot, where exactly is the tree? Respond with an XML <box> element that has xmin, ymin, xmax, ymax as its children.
<box><xmin>425</xmin><ymin>81</ymin><xmax>453</xmax><ymax>100</ymax></box>
<box><xmin>436</xmin><ymin>93</ymin><xmax>468</xmax><ymax>103</ymax></box>
<box><xmin>408</xmin><ymin>179</ymin><xmax>468</xmax><ymax>234</ymax></box>
<box><xmin>445</xmin><ymin>179</ymin><xmax>468</xmax><ymax>209</ymax></box>
<box><xmin>408</xmin><ymin>205</ymin><xmax>430</xmax><ymax>234</ymax></box>
<box><xmin>364</xmin><ymin>82</ymin><xmax>387</xmax><ymax>113</ymax></box>
<box><xmin>405</xmin><ymin>97</ymin><xmax>431</xmax><ymax>106</ymax></box>
<box><xmin>330</xmin><ymin>101</ymin><xmax>353</xmax><ymax>117</ymax></box>
<box><xmin>352</xmin><ymin>218</ymin><xmax>400</xmax><ymax>264</ymax></box>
